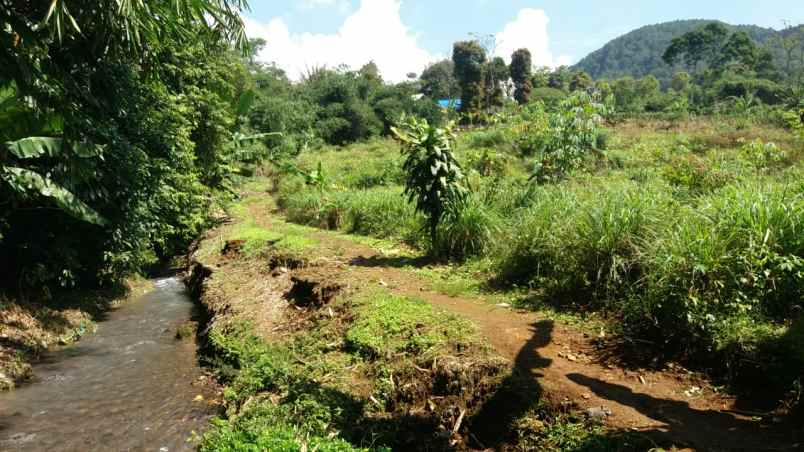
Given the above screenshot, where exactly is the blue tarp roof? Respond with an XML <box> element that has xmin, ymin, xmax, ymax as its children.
<box><xmin>436</xmin><ymin>99</ymin><xmax>461</xmax><ymax>109</ymax></box>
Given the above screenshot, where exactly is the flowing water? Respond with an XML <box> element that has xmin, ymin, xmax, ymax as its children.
<box><xmin>0</xmin><ymin>277</ymin><xmax>215</xmax><ymax>452</ymax></box>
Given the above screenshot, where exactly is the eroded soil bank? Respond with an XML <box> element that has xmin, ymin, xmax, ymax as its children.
<box><xmin>0</xmin><ymin>277</ymin><xmax>217</xmax><ymax>451</ymax></box>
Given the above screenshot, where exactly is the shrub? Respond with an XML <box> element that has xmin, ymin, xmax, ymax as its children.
<box><xmin>436</xmin><ymin>195</ymin><xmax>501</xmax><ymax>259</ymax></box>
<box><xmin>529</xmin><ymin>92</ymin><xmax>607</xmax><ymax>183</ymax></box>
<box><xmin>740</xmin><ymin>139</ymin><xmax>786</xmax><ymax>170</ymax></box>
<box><xmin>465</xmin><ymin>128</ymin><xmax>511</xmax><ymax>149</ymax></box>
<box><xmin>530</xmin><ymin>87</ymin><xmax>567</xmax><ymax>106</ymax></box>
<box><xmin>662</xmin><ymin>154</ymin><xmax>732</xmax><ymax>196</ymax></box>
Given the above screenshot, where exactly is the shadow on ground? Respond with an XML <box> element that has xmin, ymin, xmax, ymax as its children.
<box><xmin>567</xmin><ymin>373</ymin><xmax>802</xmax><ymax>451</ymax></box>
<box><xmin>468</xmin><ymin>320</ymin><xmax>554</xmax><ymax>448</ymax></box>
<box><xmin>349</xmin><ymin>254</ymin><xmax>433</xmax><ymax>269</ymax></box>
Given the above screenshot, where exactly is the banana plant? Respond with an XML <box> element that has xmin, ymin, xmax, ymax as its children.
<box><xmin>1</xmin><ymin>137</ymin><xmax>106</xmax><ymax>226</ymax></box>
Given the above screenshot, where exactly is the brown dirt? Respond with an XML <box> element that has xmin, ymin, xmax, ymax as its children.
<box><xmin>241</xmin><ymin>196</ymin><xmax>802</xmax><ymax>451</ymax></box>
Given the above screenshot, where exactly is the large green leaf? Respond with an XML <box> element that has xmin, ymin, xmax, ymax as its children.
<box><xmin>236</xmin><ymin>89</ymin><xmax>256</xmax><ymax>118</ymax></box>
<box><xmin>2</xmin><ymin>166</ymin><xmax>106</xmax><ymax>226</ymax></box>
<box><xmin>5</xmin><ymin>137</ymin><xmax>63</xmax><ymax>159</ymax></box>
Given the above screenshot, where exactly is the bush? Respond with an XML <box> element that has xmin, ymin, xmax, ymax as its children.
<box><xmin>636</xmin><ymin>182</ymin><xmax>804</xmax><ymax>352</ymax></box>
<box><xmin>465</xmin><ymin>128</ymin><xmax>511</xmax><ymax>149</ymax></box>
<box><xmin>529</xmin><ymin>92</ymin><xmax>607</xmax><ymax>183</ymax></box>
<box><xmin>740</xmin><ymin>139</ymin><xmax>786</xmax><ymax>170</ymax></box>
<box><xmin>715</xmin><ymin>77</ymin><xmax>784</xmax><ymax>105</ymax></box>
<box><xmin>436</xmin><ymin>195</ymin><xmax>501</xmax><ymax>259</ymax></box>
<box><xmin>530</xmin><ymin>87</ymin><xmax>567</xmax><ymax>106</ymax></box>
<box><xmin>662</xmin><ymin>154</ymin><xmax>733</xmax><ymax>196</ymax></box>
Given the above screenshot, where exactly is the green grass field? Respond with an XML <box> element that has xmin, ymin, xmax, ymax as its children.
<box><xmin>269</xmin><ymin>115</ymin><xmax>804</xmax><ymax>400</ymax></box>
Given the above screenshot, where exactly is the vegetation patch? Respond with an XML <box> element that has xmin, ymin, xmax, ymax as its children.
<box><xmin>190</xmin><ymin>220</ymin><xmax>514</xmax><ymax>450</ymax></box>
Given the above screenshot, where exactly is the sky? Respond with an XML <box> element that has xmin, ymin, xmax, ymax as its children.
<box><xmin>243</xmin><ymin>0</ymin><xmax>804</xmax><ymax>82</ymax></box>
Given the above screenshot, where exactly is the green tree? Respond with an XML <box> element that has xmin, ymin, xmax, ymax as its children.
<box><xmin>452</xmin><ymin>41</ymin><xmax>487</xmax><ymax>113</ymax></box>
<box><xmin>391</xmin><ymin>116</ymin><xmax>466</xmax><ymax>249</ymax></box>
<box><xmin>612</xmin><ymin>77</ymin><xmax>641</xmax><ymax>112</ymax></box>
<box><xmin>548</xmin><ymin>66</ymin><xmax>572</xmax><ymax>91</ymax></box>
<box><xmin>570</xmin><ymin>71</ymin><xmax>594</xmax><ymax>92</ymax></box>
<box><xmin>485</xmin><ymin>57</ymin><xmax>509</xmax><ymax>109</ymax></box>
<box><xmin>510</xmin><ymin>48</ymin><xmax>533</xmax><ymax>105</ymax></box>
<box><xmin>420</xmin><ymin>60</ymin><xmax>460</xmax><ymax>100</ymax></box>
<box><xmin>663</xmin><ymin>22</ymin><xmax>730</xmax><ymax>73</ymax></box>
<box><xmin>532</xmin><ymin>67</ymin><xmax>551</xmax><ymax>89</ymax></box>
<box><xmin>0</xmin><ymin>0</ymin><xmax>250</xmax><ymax>290</ymax></box>
<box><xmin>670</xmin><ymin>71</ymin><xmax>692</xmax><ymax>92</ymax></box>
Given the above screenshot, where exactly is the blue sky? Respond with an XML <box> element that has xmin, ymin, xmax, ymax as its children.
<box><xmin>243</xmin><ymin>0</ymin><xmax>804</xmax><ymax>81</ymax></box>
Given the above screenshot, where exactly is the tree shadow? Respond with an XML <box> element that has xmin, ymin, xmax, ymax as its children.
<box><xmin>467</xmin><ymin>320</ymin><xmax>554</xmax><ymax>448</ymax></box>
<box><xmin>349</xmin><ymin>254</ymin><xmax>433</xmax><ymax>269</ymax></box>
<box><xmin>567</xmin><ymin>373</ymin><xmax>803</xmax><ymax>451</ymax></box>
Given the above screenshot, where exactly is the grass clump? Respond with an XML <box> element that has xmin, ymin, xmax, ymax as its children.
<box><xmin>345</xmin><ymin>292</ymin><xmax>478</xmax><ymax>359</ymax></box>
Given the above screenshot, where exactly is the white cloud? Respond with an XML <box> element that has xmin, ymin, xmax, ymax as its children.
<box><xmin>494</xmin><ymin>8</ymin><xmax>572</xmax><ymax>68</ymax></box>
<box><xmin>300</xmin><ymin>0</ymin><xmax>351</xmax><ymax>13</ymax></box>
<box><xmin>244</xmin><ymin>0</ymin><xmax>436</xmax><ymax>82</ymax></box>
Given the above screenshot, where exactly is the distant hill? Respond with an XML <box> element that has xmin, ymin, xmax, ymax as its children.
<box><xmin>572</xmin><ymin>19</ymin><xmax>802</xmax><ymax>84</ymax></box>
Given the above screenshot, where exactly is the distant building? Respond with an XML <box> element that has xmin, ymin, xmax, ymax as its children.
<box><xmin>437</xmin><ymin>98</ymin><xmax>461</xmax><ymax>110</ymax></box>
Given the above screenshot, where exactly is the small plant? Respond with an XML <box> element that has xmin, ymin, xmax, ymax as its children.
<box><xmin>527</xmin><ymin>91</ymin><xmax>607</xmax><ymax>183</ymax></box>
<box><xmin>277</xmin><ymin>161</ymin><xmax>329</xmax><ymax>192</ymax></box>
<box><xmin>391</xmin><ymin>115</ymin><xmax>467</xmax><ymax>249</ymax></box>
<box><xmin>739</xmin><ymin>139</ymin><xmax>785</xmax><ymax>169</ymax></box>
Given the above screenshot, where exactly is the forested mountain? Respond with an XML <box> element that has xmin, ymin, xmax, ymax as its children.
<box><xmin>573</xmin><ymin>20</ymin><xmax>804</xmax><ymax>84</ymax></box>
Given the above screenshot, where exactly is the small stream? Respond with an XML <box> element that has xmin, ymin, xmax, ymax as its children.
<box><xmin>0</xmin><ymin>277</ymin><xmax>215</xmax><ymax>452</ymax></box>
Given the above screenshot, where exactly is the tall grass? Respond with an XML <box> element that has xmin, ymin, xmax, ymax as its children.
<box><xmin>270</xmin><ymin>115</ymin><xmax>804</xmax><ymax>397</ymax></box>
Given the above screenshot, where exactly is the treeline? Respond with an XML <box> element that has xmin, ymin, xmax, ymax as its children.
<box><xmin>244</xmin><ymin>47</ymin><xmax>443</xmax><ymax>154</ymax></box>
<box><xmin>0</xmin><ymin>5</ymin><xmax>450</xmax><ymax>293</ymax></box>
<box><xmin>421</xmin><ymin>22</ymin><xmax>804</xmax><ymax>121</ymax></box>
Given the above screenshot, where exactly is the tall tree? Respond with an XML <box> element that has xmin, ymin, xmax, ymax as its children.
<box><xmin>510</xmin><ymin>48</ymin><xmax>533</xmax><ymax>105</ymax></box>
<box><xmin>420</xmin><ymin>60</ymin><xmax>459</xmax><ymax>99</ymax></box>
<box><xmin>548</xmin><ymin>66</ymin><xmax>572</xmax><ymax>90</ymax></box>
<box><xmin>663</xmin><ymin>22</ymin><xmax>730</xmax><ymax>73</ymax></box>
<box><xmin>570</xmin><ymin>71</ymin><xmax>594</xmax><ymax>92</ymax></box>
<box><xmin>452</xmin><ymin>41</ymin><xmax>487</xmax><ymax>113</ymax></box>
<box><xmin>670</xmin><ymin>71</ymin><xmax>692</xmax><ymax>92</ymax></box>
<box><xmin>485</xmin><ymin>56</ymin><xmax>509</xmax><ymax>109</ymax></box>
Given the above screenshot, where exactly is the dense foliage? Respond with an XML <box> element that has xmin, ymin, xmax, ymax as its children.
<box><xmin>0</xmin><ymin>0</ymin><xmax>252</xmax><ymax>292</ymax></box>
<box><xmin>510</xmin><ymin>48</ymin><xmax>533</xmax><ymax>105</ymax></box>
<box><xmin>452</xmin><ymin>41</ymin><xmax>488</xmax><ymax>113</ymax></box>
<box><xmin>419</xmin><ymin>59</ymin><xmax>460</xmax><ymax>100</ymax></box>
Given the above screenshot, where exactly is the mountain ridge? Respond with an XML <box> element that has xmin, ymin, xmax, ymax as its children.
<box><xmin>571</xmin><ymin>19</ymin><xmax>803</xmax><ymax>83</ymax></box>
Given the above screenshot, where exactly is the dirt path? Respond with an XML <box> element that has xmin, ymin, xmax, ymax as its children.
<box><xmin>246</xmin><ymin>198</ymin><xmax>800</xmax><ymax>451</ymax></box>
